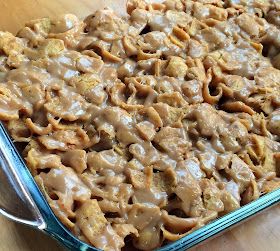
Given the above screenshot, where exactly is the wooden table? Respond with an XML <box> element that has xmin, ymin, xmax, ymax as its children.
<box><xmin>0</xmin><ymin>1</ymin><xmax>279</xmax><ymax>250</ymax></box>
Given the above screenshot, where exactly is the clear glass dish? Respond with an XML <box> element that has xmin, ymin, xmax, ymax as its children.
<box><xmin>0</xmin><ymin>122</ymin><xmax>279</xmax><ymax>251</ymax></box>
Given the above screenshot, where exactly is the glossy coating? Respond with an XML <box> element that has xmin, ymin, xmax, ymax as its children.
<box><xmin>1</xmin><ymin>1</ymin><xmax>279</xmax><ymax>250</ymax></box>
<box><xmin>0</xmin><ymin>123</ymin><xmax>98</xmax><ymax>251</ymax></box>
<box><xmin>0</xmin><ymin>122</ymin><xmax>280</xmax><ymax>251</ymax></box>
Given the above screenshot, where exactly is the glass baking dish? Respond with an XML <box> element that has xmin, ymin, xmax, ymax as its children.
<box><xmin>0</xmin><ymin>122</ymin><xmax>279</xmax><ymax>251</ymax></box>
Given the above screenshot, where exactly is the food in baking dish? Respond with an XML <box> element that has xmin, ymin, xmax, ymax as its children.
<box><xmin>0</xmin><ymin>0</ymin><xmax>280</xmax><ymax>250</ymax></box>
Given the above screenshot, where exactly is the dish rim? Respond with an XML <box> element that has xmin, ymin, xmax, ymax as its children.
<box><xmin>0</xmin><ymin>122</ymin><xmax>279</xmax><ymax>251</ymax></box>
